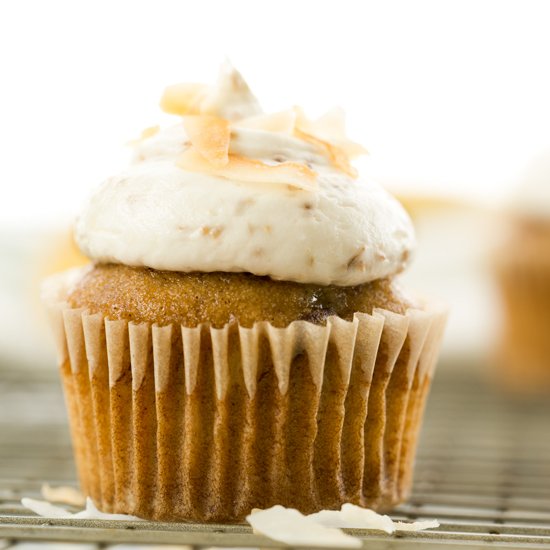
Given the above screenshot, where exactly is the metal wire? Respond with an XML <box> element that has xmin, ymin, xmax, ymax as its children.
<box><xmin>1</xmin><ymin>365</ymin><xmax>549</xmax><ymax>549</ymax></box>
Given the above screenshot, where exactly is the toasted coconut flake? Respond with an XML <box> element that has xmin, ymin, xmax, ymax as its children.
<box><xmin>235</xmin><ymin>109</ymin><xmax>297</xmax><ymax>133</ymax></box>
<box><xmin>314</xmin><ymin>107</ymin><xmax>347</xmax><ymax>137</ymax></box>
<box><xmin>246</xmin><ymin>505</ymin><xmax>362</xmax><ymax>548</ymax></box>
<box><xmin>200</xmin><ymin>60</ymin><xmax>263</xmax><ymax>121</ymax></box>
<box><xmin>177</xmin><ymin>148</ymin><xmax>318</xmax><ymax>191</ymax></box>
<box><xmin>182</xmin><ymin>115</ymin><xmax>230</xmax><ymax>167</ymax></box>
<box><xmin>294</xmin><ymin>106</ymin><xmax>367</xmax><ymax>162</ymax></box>
<box><xmin>41</xmin><ymin>484</ymin><xmax>85</xmax><ymax>507</ymax></box>
<box><xmin>140</xmin><ymin>125</ymin><xmax>160</xmax><ymax>139</ymax></box>
<box><xmin>295</xmin><ymin>128</ymin><xmax>357</xmax><ymax>178</ymax></box>
<box><xmin>160</xmin><ymin>63</ymin><xmax>261</xmax><ymax>122</ymax></box>
<box><xmin>127</xmin><ymin>125</ymin><xmax>160</xmax><ymax>147</ymax></box>
<box><xmin>160</xmin><ymin>83</ymin><xmax>208</xmax><ymax>116</ymax></box>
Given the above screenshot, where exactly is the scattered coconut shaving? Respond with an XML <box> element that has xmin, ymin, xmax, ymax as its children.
<box><xmin>235</xmin><ymin>109</ymin><xmax>297</xmax><ymax>134</ymax></box>
<box><xmin>308</xmin><ymin>503</ymin><xmax>439</xmax><ymax>533</ymax></box>
<box><xmin>393</xmin><ymin>519</ymin><xmax>441</xmax><ymax>531</ymax></box>
<box><xmin>160</xmin><ymin>63</ymin><xmax>368</xmax><ymax>181</ymax></box>
<box><xmin>295</xmin><ymin>127</ymin><xmax>357</xmax><ymax>178</ymax></box>
<box><xmin>41</xmin><ymin>483</ymin><xmax>86</xmax><ymax>507</ymax></box>
<box><xmin>246</xmin><ymin>503</ymin><xmax>439</xmax><ymax>546</ymax></box>
<box><xmin>22</xmin><ymin>497</ymin><xmax>143</xmax><ymax>521</ymax></box>
<box><xmin>160</xmin><ymin>82</ymin><xmax>208</xmax><ymax>116</ymax></box>
<box><xmin>182</xmin><ymin>115</ymin><xmax>230</xmax><ymax>167</ymax></box>
<box><xmin>160</xmin><ymin>62</ymin><xmax>261</xmax><ymax>122</ymax></box>
<box><xmin>127</xmin><ymin>125</ymin><xmax>160</xmax><ymax>147</ymax></box>
<box><xmin>246</xmin><ymin>505</ymin><xmax>361</xmax><ymax>548</ymax></box>
<box><xmin>21</xmin><ymin>498</ymin><xmax>74</xmax><ymax>519</ymax></box>
<box><xmin>294</xmin><ymin>106</ymin><xmax>368</xmax><ymax>159</ymax></box>
<box><xmin>308</xmin><ymin>505</ymin><xmax>396</xmax><ymax>533</ymax></box>
<box><xmin>178</xmin><ymin>148</ymin><xmax>318</xmax><ymax>191</ymax></box>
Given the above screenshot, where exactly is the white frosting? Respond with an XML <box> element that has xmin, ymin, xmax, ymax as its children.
<box><xmin>512</xmin><ymin>149</ymin><xmax>550</xmax><ymax>219</ymax></box>
<box><xmin>75</xmin><ymin>66</ymin><xmax>416</xmax><ymax>286</ymax></box>
<box><xmin>76</xmin><ymin>135</ymin><xmax>414</xmax><ymax>285</ymax></box>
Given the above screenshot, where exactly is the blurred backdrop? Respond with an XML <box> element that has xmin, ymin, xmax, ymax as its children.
<box><xmin>1</xmin><ymin>0</ymin><xmax>550</xmax><ymax>371</ymax></box>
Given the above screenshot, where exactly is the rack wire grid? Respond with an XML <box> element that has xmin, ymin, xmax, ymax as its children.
<box><xmin>1</xmin><ymin>363</ymin><xmax>549</xmax><ymax>549</ymax></box>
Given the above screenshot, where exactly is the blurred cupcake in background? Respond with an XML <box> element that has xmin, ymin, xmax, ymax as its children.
<box><xmin>494</xmin><ymin>150</ymin><xmax>550</xmax><ymax>393</ymax></box>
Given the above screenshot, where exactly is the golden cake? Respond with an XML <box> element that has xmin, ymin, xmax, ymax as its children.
<box><xmin>43</xmin><ymin>63</ymin><xmax>447</xmax><ymax>522</ymax></box>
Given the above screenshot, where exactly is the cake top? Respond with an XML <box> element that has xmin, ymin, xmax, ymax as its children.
<box><xmin>511</xmin><ymin>149</ymin><xmax>550</xmax><ymax>220</ymax></box>
<box><xmin>75</xmin><ymin>63</ymin><xmax>415</xmax><ymax>286</ymax></box>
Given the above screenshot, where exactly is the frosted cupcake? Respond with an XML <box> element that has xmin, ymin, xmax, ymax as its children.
<box><xmin>494</xmin><ymin>150</ymin><xmax>550</xmax><ymax>393</ymax></box>
<box><xmin>43</xmin><ymin>64</ymin><xmax>447</xmax><ymax>522</ymax></box>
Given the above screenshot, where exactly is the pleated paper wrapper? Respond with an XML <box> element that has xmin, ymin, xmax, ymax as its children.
<box><xmin>494</xmin><ymin>254</ymin><xmax>550</xmax><ymax>393</ymax></box>
<box><xmin>44</xmin><ymin>277</ymin><xmax>447</xmax><ymax>523</ymax></box>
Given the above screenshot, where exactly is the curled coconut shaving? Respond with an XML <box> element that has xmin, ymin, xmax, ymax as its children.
<box><xmin>154</xmin><ymin>62</ymin><xmax>367</xmax><ymax>189</ymax></box>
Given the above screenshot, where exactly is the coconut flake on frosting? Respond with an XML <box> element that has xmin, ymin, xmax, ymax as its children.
<box><xmin>157</xmin><ymin>62</ymin><xmax>367</xmax><ymax>187</ymax></box>
<box><xmin>182</xmin><ymin>115</ymin><xmax>230</xmax><ymax>167</ymax></box>
<box><xmin>160</xmin><ymin>60</ymin><xmax>262</xmax><ymax>121</ymax></box>
<box><xmin>75</xmin><ymin>63</ymin><xmax>416</xmax><ymax>285</ymax></box>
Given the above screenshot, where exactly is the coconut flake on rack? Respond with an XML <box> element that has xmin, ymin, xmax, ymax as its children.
<box><xmin>246</xmin><ymin>504</ymin><xmax>439</xmax><ymax>546</ymax></box>
<box><xmin>41</xmin><ymin>483</ymin><xmax>86</xmax><ymax>507</ymax></box>
<box><xmin>308</xmin><ymin>503</ymin><xmax>440</xmax><ymax>533</ymax></box>
<box><xmin>21</xmin><ymin>497</ymin><xmax>143</xmax><ymax>521</ymax></box>
<box><xmin>246</xmin><ymin>505</ymin><xmax>361</xmax><ymax>548</ymax></box>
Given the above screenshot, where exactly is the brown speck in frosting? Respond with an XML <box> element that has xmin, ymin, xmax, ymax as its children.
<box><xmin>248</xmin><ymin>223</ymin><xmax>257</xmax><ymax>234</ymax></box>
<box><xmin>401</xmin><ymin>250</ymin><xmax>410</xmax><ymax>264</ymax></box>
<box><xmin>176</xmin><ymin>224</ymin><xmax>189</xmax><ymax>231</ymax></box>
<box><xmin>263</xmin><ymin>225</ymin><xmax>272</xmax><ymax>233</ymax></box>
<box><xmin>303</xmin><ymin>202</ymin><xmax>313</xmax><ymax>210</ymax></box>
<box><xmin>273</xmin><ymin>155</ymin><xmax>286</xmax><ymax>163</ymax></box>
<box><xmin>183</xmin><ymin>140</ymin><xmax>191</xmax><ymax>148</ymax></box>
<box><xmin>201</xmin><ymin>225</ymin><xmax>224</xmax><ymax>238</ymax></box>
<box><xmin>308</xmin><ymin>254</ymin><xmax>315</xmax><ymax>267</ymax></box>
<box><xmin>347</xmin><ymin>246</ymin><xmax>367</xmax><ymax>271</ymax></box>
<box><xmin>235</xmin><ymin>198</ymin><xmax>255</xmax><ymax>215</ymax></box>
<box><xmin>252</xmin><ymin>247</ymin><xmax>264</xmax><ymax>257</ymax></box>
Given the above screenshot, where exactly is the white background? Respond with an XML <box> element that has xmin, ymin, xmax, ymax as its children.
<box><xmin>2</xmin><ymin>0</ymin><xmax>550</xmax><ymax>227</ymax></box>
<box><xmin>1</xmin><ymin>0</ymin><xmax>549</xmax><ymax>368</ymax></box>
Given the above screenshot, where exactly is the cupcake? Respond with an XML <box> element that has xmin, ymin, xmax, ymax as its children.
<box><xmin>42</xmin><ymin>63</ymin><xmax>447</xmax><ymax>522</ymax></box>
<box><xmin>494</xmin><ymin>150</ymin><xmax>550</xmax><ymax>393</ymax></box>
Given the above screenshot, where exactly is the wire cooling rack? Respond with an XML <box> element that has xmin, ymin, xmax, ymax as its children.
<box><xmin>1</xmin><ymin>364</ymin><xmax>550</xmax><ymax>549</ymax></box>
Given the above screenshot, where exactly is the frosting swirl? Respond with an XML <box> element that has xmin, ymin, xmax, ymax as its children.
<box><xmin>75</xmin><ymin>65</ymin><xmax>415</xmax><ymax>286</ymax></box>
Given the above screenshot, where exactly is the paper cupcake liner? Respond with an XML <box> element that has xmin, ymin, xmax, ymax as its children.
<box><xmin>46</xmin><ymin>295</ymin><xmax>446</xmax><ymax>522</ymax></box>
<box><xmin>494</xmin><ymin>257</ymin><xmax>550</xmax><ymax>392</ymax></box>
